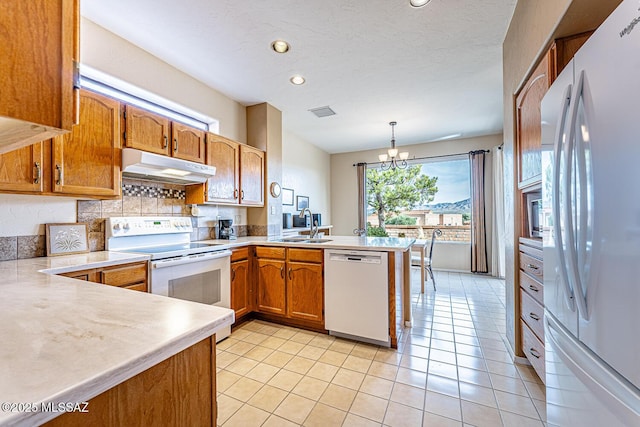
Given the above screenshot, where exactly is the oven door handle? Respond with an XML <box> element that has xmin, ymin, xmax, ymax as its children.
<box><xmin>151</xmin><ymin>250</ymin><xmax>232</xmax><ymax>269</ymax></box>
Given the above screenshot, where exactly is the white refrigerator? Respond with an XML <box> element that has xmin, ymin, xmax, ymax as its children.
<box><xmin>541</xmin><ymin>0</ymin><xmax>640</xmax><ymax>425</ymax></box>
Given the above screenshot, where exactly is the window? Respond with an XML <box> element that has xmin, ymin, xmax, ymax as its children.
<box><xmin>366</xmin><ymin>157</ymin><xmax>471</xmax><ymax>242</ymax></box>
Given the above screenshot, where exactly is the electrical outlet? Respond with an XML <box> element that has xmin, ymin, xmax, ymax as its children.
<box><xmin>270</xmin><ymin>206</ymin><xmax>276</xmax><ymax>215</ymax></box>
<box><xmin>234</xmin><ymin>214</ymin><xmax>241</xmax><ymax>223</ymax></box>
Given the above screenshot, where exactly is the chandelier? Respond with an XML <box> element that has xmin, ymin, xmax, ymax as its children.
<box><xmin>378</xmin><ymin>121</ymin><xmax>409</xmax><ymax>170</ymax></box>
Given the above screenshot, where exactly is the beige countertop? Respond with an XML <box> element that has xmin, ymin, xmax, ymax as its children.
<box><xmin>197</xmin><ymin>235</ymin><xmax>416</xmax><ymax>251</ymax></box>
<box><xmin>0</xmin><ymin>252</ymin><xmax>234</xmax><ymax>427</ymax></box>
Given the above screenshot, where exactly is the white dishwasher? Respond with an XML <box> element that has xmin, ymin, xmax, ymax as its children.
<box><xmin>324</xmin><ymin>249</ymin><xmax>389</xmax><ymax>346</ymax></box>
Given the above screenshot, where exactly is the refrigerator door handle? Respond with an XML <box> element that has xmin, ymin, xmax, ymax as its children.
<box><xmin>566</xmin><ymin>70</ymin><xmax>590</xmax><ymax>320</ymax></box>
<box><xmin>552</xmin><ymin>83</ymin><xmax>576</xmax><ymax>310</ymax></box>
<box><xmin>546</xmin><ymin>315</ymin><xmax>640</xmax><ymax>424</ymax></box>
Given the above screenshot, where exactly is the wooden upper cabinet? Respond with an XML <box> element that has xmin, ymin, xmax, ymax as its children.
<box><xmin>52</xmin><ymin>90</ymin><xmax>121</xmax><ymax>197</ymax></box>
<box><xmin>516</xmin><ymin>54</ymin><xmax>549</xmax><ymax>186</ymax></box>
<box><xmin>0</xmin><ymin>142</ymin><xmax>44</xmax><ymax>192</ymax></box>
<box><xmin>287</xmin><ymin>261</ymin><xmax>323</xmax><ymax>323</ymax></box>
<box><xmin>124</xmin><ymin>106</ymin><xmax>170</xmax><ymax>155</ymax></box>
<box><xmin>0</xmin><ymin>0</ymin><xmax>79</xmax><ymax>153</ymax></box>
<box><xmin>205</xmin><ymin>134</ymin><xmax>240</xmax><ymax>203</ymax></box>
<box><xmin>240</xmin><ymin>145</ymin><xmax>265</xmax><ymax>206</ymax></box>
<box><xmin>172</xmin><ymin>122</ymin><xmax>206</xmax><ymax>163</ymax></box>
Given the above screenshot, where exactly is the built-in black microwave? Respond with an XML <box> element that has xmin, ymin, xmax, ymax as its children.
<box><xmin>528</xmin><ymin>196</ymin><xmax>543</xmax><ymax>238</ymax></box>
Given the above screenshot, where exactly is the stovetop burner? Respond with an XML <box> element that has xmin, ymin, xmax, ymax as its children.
<box><xmin>105</xmin><ymin>216</ymin><xmax>226</xmax><ymax>260</ymax></box>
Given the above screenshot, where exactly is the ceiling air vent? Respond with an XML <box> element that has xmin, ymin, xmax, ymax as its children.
<box><xmin>308</xmin><ymin>106</ymin><xmax>336</xmax><ymax>118</ymax></box>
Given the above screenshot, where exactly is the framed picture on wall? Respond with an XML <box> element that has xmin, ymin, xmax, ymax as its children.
<box><xmin>46</xmin><ymin>223</ymin><xmax>89</xmax><ymax>256</ymax></box>
<box><xmin>296</xmin><ymin>195</ymin><xmax>309</xmax><ymax>211</ymax></box>
<box><xmin>282</xmin><ymin>188</ymin><xmax>294</xmax><ymax>206</ymax></box>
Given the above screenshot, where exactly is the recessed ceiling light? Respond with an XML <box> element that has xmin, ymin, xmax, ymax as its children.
<box><xmin>271</xmin><ymin>40</ymin><xmax>290</xmax><ymax>53</ymax></box>
<box><xmin>290</xmin><ymin>75</ymin><xmax>306</xmax><ymax>85</ymax></box>
<box><xmin>410</xmin><ymin>0</ymin><xmax>432</xmax><ymax>7</ymax></box>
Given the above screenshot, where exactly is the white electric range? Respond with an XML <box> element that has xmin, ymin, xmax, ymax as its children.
<box><xmin>106</xmin><ymin>216</ymin><xmax>232</xmax><ymax>341</ymax></box>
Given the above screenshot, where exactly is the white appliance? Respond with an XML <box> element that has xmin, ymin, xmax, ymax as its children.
<box><xmin>541</xmin><ymin>1</ymin><xmax>640</xmax><ymax>424</ymax></box>
<box><xmin>324</xmin><ymin>249</ymin><xmax>389</xmax><ymax>346</ymax></box>
<box><xmin>121</xmin><ymin>148</ymin><xmax>216</xmax><ymax>184</ymax></box>
<box><xmin>106</xmin><ymin>216</ymin><xmax>232</xmax><ymax>341</ymax></box>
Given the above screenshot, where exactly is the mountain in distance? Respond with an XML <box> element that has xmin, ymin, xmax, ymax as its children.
<box><xmin>420</xmin><ymin>198</ymin><xmax>470</xmax><ymax>213</ymax></box>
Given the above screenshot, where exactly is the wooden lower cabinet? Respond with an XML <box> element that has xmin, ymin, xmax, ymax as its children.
<box><xmin>287</xmin><ymin>261</ymin><xmax>323</xmax><ymax>323</ymax></box>
<box><xmin>60</xmin><ymin>261</ymin><xmax>148</xmax><ymax>293</ymax></box>
<box><xmin>254</xmin><ymin>247</ymin><xmax>324</xmax><ymax>328</ymax></box>
<box><xmin>230</xmin><ymin>248</ymin><xmax>252</xmax><ymax>321</ymax></box>
<box><xmin>43</xmin><ymin>336</ymin><xmax>216</xmax><ymax>427</ymax></box>
<box><xmin>256</xmin><ymin>258</ymin><xmax>286</xmax><ymax>316</ymax></box>
<box><xmin>518</xmin><ymin>237</ymin><xmax>545</xmax><ymax>383</ymax></box>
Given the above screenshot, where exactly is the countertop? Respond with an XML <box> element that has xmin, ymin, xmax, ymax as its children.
<box><xmin>0</xmin><ymin>252</ymin><xmax>235</xmax><ymax>427</ymax></box>
<box><xmin>197</xmin><ymin>235</ymin><xmax>416</xmax><ymax>251</ymax></box>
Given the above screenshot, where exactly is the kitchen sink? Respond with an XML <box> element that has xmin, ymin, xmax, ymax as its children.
<box><xmin>272</xmin><ymin>237</ymin><xmax>333</xmax><ymax>244</ymax></box>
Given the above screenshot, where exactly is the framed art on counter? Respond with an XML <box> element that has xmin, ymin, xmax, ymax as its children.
<box><xmin>46</xmin><ymin>223</ymin><xmax>89</xmax><ymax>256</ymax></box>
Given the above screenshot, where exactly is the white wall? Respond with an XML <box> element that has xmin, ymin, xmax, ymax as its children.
<box><xmin>282</xmin><ymin>131</ymin><xmax>331</xmax><ymax>225</ymax></box>
<box><xmin>330</xmin><ymin>134</ymin><xmax>501</xmax><ymax>273</ymax></box>
<box><xmin>81</xmin><ymin>19</ymin><xmax>247</xmax><ymax>142</ymax></box>
<box><xmin>0</xmin><ymin>195</ymin><xmax>76</xmax><ymax>237</ymax></box>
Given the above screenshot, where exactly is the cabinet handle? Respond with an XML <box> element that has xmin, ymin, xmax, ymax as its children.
<box><xmin>280</xmin><ymin>267</ymin><xmax>284</xmax><ymax>278</ymax></box>
<box><xmin>234</xmin><ymin>189</ymin><xmax>239</xmax><ymax>200</ymax></box>
<box><xmin>55</xmin><ymin>164</ymin><xmax>63</xmax><ymax>185</ymax></box>
<box><xmin>528</xmin><ymin>285</ymin><xmax>539</xmax><ymax>292</ymax></box>
<box><xmin>528</xmin><ymin>348</ymin><xmax>541</xmax><ymax>359</ymax></box>
<box><xmin>241</xmin><ymin>190</ymin><xmax>245</xmax><ymax>200</ymax></box>
<box><xmin>34</xmin><ymin>162</ymin><xmax>41</xmax><ymax>184</ymax></box>
<box><xmin>174</xmin><ymin>138</ymin><xmax>178</xmax><ymax>152</ymax></box>
<box><xmin>527</xmin><ymin>264</ymin><xmax>539</xmax><ymax>270</ymax></box>
<box><xmin>529</xmin><ymin>312</ymin><xmax>540</xmax><ymax>321</ymax></box>
<box><xmin>288</xmin><ymin>268</ymin><xmax>292</xmax><ymax>280</ymax></box>
<box><xmin>163</xmin><ymin>135</ymin><xmax>168</xmax><ymax>149</ymax></box>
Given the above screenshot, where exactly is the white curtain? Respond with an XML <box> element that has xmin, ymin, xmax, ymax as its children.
<box><xmin>491</xmin><ymin>146</ymin><xmax>506</xmax><ymax>278</ymax></box>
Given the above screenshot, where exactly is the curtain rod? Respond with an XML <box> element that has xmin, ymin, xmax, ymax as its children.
<box><xmin>352</xmin><ymin>149</ymin><xmax>490</xmax><ymax>167</ymax></box>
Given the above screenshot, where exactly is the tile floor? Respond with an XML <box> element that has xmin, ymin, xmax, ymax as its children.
<box><xmin>216</xmin><ymin>270</ymin><xmax>546</xmax><ymax>427</ymax></box>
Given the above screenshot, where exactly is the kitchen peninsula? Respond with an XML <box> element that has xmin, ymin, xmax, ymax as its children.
<box><xmin>0</xmin><ymin>252</ymin><xmax>234</xmax><ymax>427</ymax></box>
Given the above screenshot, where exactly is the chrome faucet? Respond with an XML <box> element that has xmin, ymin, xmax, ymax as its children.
<box><xmin>299</xmin><ymin>208</ymin><xmax>318</xmax><ymax>238</ymax></box>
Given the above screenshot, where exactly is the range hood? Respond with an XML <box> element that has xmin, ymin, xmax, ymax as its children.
<box><xmin>121</xmin><ymin>148</ymin><xmax>215</xmax><ymax>184</ymax></box>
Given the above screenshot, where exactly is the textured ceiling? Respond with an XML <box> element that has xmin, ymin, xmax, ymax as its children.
<box><xmin>81</xmin><ymin>0</ymin><xmax>517</xmax><ymax>154</ymax></box>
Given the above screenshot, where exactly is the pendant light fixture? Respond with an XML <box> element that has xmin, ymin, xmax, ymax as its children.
<box><xmin>378</xmin><ymin>121</ymin><xmax>409</xmax><ymax>170</ymax></box>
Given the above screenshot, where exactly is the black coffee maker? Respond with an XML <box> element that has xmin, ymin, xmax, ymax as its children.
<box><xmin>218</xmin><ymin>219</ymin><xmax>236</xmax><ymax>240</ymax></box>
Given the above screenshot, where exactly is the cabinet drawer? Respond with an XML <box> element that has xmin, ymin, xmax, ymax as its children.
<box><xmin>519</xmin><ymin>252</ymin><xmax>543</xmax><ymax>282</ymax></box>
<box><xmin>231</xmin><ymin>247</ymin><xmax>249</xmax><ymax>262</ymax></box>
<box><xmin>519</xmin><ymin>242</ymin><xmax>542</xmax><ymax>260</ymax></box>
<box><xmin>101</xmin><ymin>262</ymin><xmax>147</xmax><ymax>287</ymax></box>
<box><xmin>123</xmin><ymin>282</ymin><xmax>148</xmax><ymax>293</ymax></box>
<box><xmin>521</xmin><ymin>289</ymin><xmax>544</xmax><ymax>342</ymax></box>
<box><xmin>288</xmin><ymin>248</ymin><xmax>323</xmax><ymax>263</ymax></box>
<box><xmin>520</xmin><ymin>270</ymin><xmax>543</xmax><ymax>305</ymax></box>
<box><xmin>521</xmin><ymin>320</ymin><xmax>545</xmax><ymax>383</ymax></box>
<box><xmin>255</xmin><ymin>246</ymin><xmax>286</xmax><ymax>259</ymax></box>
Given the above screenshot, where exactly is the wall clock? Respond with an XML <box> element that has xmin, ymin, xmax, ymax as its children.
<box><xmin>270</xmin><ymin>182</ymin><xmax>282</xmax><ymax>198</ymax></box>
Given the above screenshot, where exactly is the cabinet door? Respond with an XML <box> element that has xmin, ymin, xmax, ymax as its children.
<box><xmin>172</xmin><ymin>122</ymin><xmax>206</xmax><ymax>163</ymax></box>
<box><xmin>231</xmin><ymin>259</ymin><xmax>251</xmax><ymax>319</ymax></box>
<box><xmin>287</xmin><ymin>261</ymin><xmax>323</xmax><ymax>324</ymax></box>
<box><xmin>52</xmin><ymin>90</ymin><xmax>121</xmax><ymax>197</ymax></box>
<box><xmin>256</xmin><ymin>258</ymin><xmax>286</xmax><ymax>315</ymax></box>
<box><xmin>239</xmin><ymin>145</ymin><xmax>264</xmax><ymax>206</ymax></box>
<box><xmin>205</xmin><ymin>134</ymin><xmax>239</xmax><ymax>203</ymax></box>
<box><xmin>124</xmin><ymin>105</ymin><xmax>170</xmax><ymax>155</ymax></box>
<box><xmin>516</xmin><ymin>54</ymin><xmax>549</xmax><ymax>186</ymax></box>
<box><xmin>0</xmin><ymin>0</ymin><xmax>79</xmax><ymax>150</ymax></box>
<box><xmin>0</xmin><ymin>142</ymin><xmax>44</xmax><ymax>192</ymax></box>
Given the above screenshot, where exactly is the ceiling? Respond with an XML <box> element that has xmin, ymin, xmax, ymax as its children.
<box><xmin>81</xmin><ymin>0</ymin><xmax>517</xmax><ymax>154</ymax></box>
